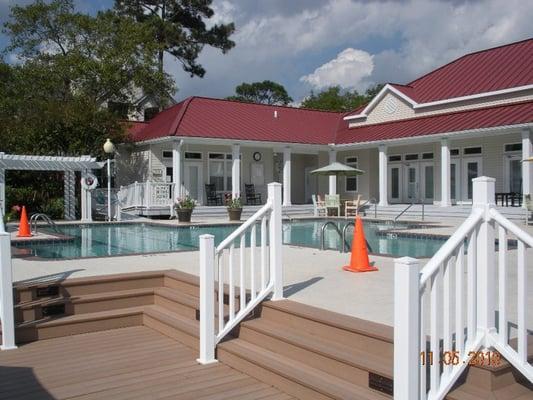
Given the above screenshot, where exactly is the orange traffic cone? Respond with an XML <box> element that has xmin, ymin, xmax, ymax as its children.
<box><xmin>17</xmin><ymin>206</ymin><xmax>32</xmax><ymax>237</ymax></box>
<box><xmin>343</xmin><ymin>216</ymin><xmax>377</xmax><ymax>273</ymax></box>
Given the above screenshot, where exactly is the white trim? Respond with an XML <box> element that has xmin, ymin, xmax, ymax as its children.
<box><xmin>344</xmin><ymin>83</ymin><xmax>533</xmax><ymax>120</ymax></box>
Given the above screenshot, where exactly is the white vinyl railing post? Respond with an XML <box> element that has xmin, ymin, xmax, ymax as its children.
<box><xmin>197</xmin><ymin>234</ymin><xmax>217</xmax><ymax>364</ymax></box>
<box><xmin>268</xmin><ymin>182</ymin><xmax>283</xmax><ymax>300</ymax></box>
<box><xmin>394</xmin><ymin>257</ymin><xmax>420</xmax><ymax>400</ymax></box>
<box><xmin>472</xmin><ymin>177</ymin><xmax>496</xmax><ymax>344</ymax></box>
<box><xmin>0</xmin><ymin>220</ymin><xmax>16</xmax><ymax>350</ymax></box>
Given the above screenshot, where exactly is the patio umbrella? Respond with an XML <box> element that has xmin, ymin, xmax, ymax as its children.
<box><xmin>310</xmin><ymin>161</ymin><xmax>364</xmax><ymax>177</ymax></box>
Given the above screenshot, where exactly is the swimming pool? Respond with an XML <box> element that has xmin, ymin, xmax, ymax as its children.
<box><xmin>12</xmin><ymin>219</ymin><xmax>445</xmax><ymax>259</ymax></box>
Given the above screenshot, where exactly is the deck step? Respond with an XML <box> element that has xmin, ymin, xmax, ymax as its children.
<box><xmin>15</xmin><ymin>306</ymin><xmax>145</xmax><ymax>342</ymax></box>
<box><xmin>218</xmin><ymin>338</ymin><xmax>390</xmax><ymax>400</ymax></box>
<box><xmin>240</xmin><ymin>318</ymin><xmax>392</xmax><ymax>382</ymax></box>
<box><xmin>143</xmin><ymin>305</ymin><xmax>199</xmax><ymax>350</ymax></box>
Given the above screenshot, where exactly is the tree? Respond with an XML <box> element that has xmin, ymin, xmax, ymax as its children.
<box><xmin>114</xmin><ymin>0</ymin><xmax>235</xmax><ymax>78</ymax></box>
<box><xmin>227</xmin><ymin>80</ymin><xmax>293</xmax><ymax>105</ymax></box>
<box><xmin>301</xmin><ymin>84</ymin><xmax>385</xmax><ymax>112</ymax></box>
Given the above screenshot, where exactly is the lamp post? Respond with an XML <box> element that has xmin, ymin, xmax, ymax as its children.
<box><xmin>103</xmin><ymin>138</ymin><xmax>115</xmax><ymax>221</ymax></box>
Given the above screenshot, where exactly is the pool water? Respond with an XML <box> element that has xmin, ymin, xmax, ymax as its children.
<box><xmin>14</xmin><ymin>219</ymin><xmax>445</xmax><ymax>259</ymax></box>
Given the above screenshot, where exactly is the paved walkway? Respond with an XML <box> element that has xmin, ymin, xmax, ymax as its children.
<box><xmin>0</xmin><ymin>326</ymin><xmax>293</xmax><ymax>400</ymax></box>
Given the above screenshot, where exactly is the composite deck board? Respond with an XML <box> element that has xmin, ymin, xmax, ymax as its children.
<box><xmin>0</xmin><ymin>326</ymin><xmax>293</xmax><ymax>400</ymax></box>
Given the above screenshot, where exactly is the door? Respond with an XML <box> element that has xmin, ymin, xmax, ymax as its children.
<box><xmin>388</xmin><ymin>165</ymin><xmax>402</xmax><ymax>203</ymax></box>
<box><xmin>420</xmin><ymin>162</ymin><xmax>434</xmax><ymax>203</ymax></box>
<box><xmin>462</xmin><ymin>158</ymin><xmax>482</xmax><ymax>202</ymax></box>
<box><xmin>184</xmin><ymin>161</ymin><xmax>203</xmax><ymax>204</ymax></box>
<box><xmin>505</xmin><ymin>155</ymin><xmax>522</xmax><ymax>193</ymax></box>
<box><xmin>404</xmin><ymin>164</ymin><xmax>419</xmax><ymax>202</ymax></box>
<box><xmin>450</xmin><ymin>160</ymin><xmax>460</xmax><ymax>204</ymax></box>
<box><xmin>304</xmin><ymin>166</ymin><xmax>317</xmax><ymax>204</ymax></box>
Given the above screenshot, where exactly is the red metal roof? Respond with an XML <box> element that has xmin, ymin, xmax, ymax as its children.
<box><xmin>130</xmin><ymin>97</ymin><xmax>341</xmax><ymax>145</ymax></box>
<box><xmin>335</xmin><ymin>100</ymin><xmax>533</xmax><ymax>144</ymax></box>
<box><xmin>392</xmin><ymin>38</ymin><xmax>533</xmax><ymax>103</ymax></box>
<box><xmin>122</xmin><ymin>120</ymin><xmax>149</xmax><ymax>136</ymax></box>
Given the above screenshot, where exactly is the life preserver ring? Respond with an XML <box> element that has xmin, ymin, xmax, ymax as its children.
<box><xmin>81</xmin><ymin>173</ymin><xmax>99</xmax><ymax>190</ymax></box>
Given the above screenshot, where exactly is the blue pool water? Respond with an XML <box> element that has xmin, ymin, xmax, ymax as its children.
<box><xmin>13</xmin><ymin>219</ymin><xmax>445</xmax><ymax>259</ymax></box>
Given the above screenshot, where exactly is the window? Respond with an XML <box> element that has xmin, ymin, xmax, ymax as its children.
<box><xmin>166</xmin><ymin>167</ymin><xmax>173</xmax><ymax>183</ymax></box>
<box><xmin>144</xmin><ymin>107</ymin><xmax>159</xmax><ymax>121</ymax></box>
<box><xmin>405</xmin><ymin>154</ymin><xmax>419</xmax><ymax>161</ymax></box>
<box><xmin>345</xmin><ymin>157</ymin><xmax>358</xmax><ymax>192</ymax></box>
<box><xmin>108</xmin><ymin>102</ymin><xmax>129</xmax><ymax>119</ymax></box>
<box><xmin>463</xmin><ymin>146</ymin><xmax>482</xmax><ymax>155</ymax></box>
<box><xmin>422</xmin><ymin>152</ymin><xmax>434</xmax><ymax>160</ymax></box>
<box><xmin>185</xmin><ymin>152</ymin><xmax>202</xmax><ymax>160</ymax></box>
<box><xmin>450</xmin><ymin>149</ymin><xmax>460</xmax><ymax>157</ymax></box>
<box><xmin>389</xmin><ymin>155</ymin><xmax>402</xmax><ymax>162</ymax></box>
<box><xmin>504</xmin><ymin>143</ymin><xmax>522</xmax><ymax>152</ymax></box>
<box><xmin>209</xmin><ymin>153</ymin><xmax>234</xmax><ymax>191</ymax></box>
<box><xmin>162</xmin><ymin>150</ymin><xmax>173</xmax><ymax>159</ymax></box>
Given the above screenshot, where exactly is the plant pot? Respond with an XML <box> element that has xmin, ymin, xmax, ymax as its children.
<box><xmin>227</xmin><ymin>208</ymin><xmax>242</xmax><ymax>221</ymax></box>
<box><xmin>176</xmin><ymin>209</ymin><xmax>193</xmax><ymax>223</ymax></box>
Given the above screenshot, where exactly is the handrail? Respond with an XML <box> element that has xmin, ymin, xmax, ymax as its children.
<box><xmin>358</xmin><ymin>197</ymin><xmax>377</xmax><ymax>218</ymax></box>
<box><xmin>419</xmin><ymin>208</ymin><xmax>483</xmax><ymax>286</ymax></box>
<box><xmin>341</xmin><ymin>222</ymin><xmax>373</xmax><ymax>253</ymax></box>
<box><xmin>394</xmin><ymin>203</ymin><xmax>413</xmax><ymax>222</ymax></box>
<box><xmin>216</xmin><ymin>202</ymin><xmax>272</xmax><ymax>253</ymax></box>
<box><xmin>29</xmin><ymin>213</ymin><xmax>60</xmax><ymax>235</ymax></box>
<box><xmin>490</xmin><ymin>208</ymin><xmax>533</xmax><ymax>248</ymax></box>
<box><xmin>320</xmin><ymin>221</ymin><xmax>348</xmax><ymax>251</ymax></box>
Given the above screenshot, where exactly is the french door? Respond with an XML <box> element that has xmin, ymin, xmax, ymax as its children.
<box><xmin>388</xmin><ymin>165</ymin><xmax>402</xmax><ymax>203</ymax></box>
<box><xmin>404</xmin><ymin>164</ymin><xmax>419</xmax><ymax>202</ymax></box>
<box><xmin>462</xmin><ymin>157</ymin><xmax>482</xmax><ymax>202</ymax></box>
<box><xmin>419</xmin><ymin>162</ymin><xmax>434</xmax><ymax>203</ymax></box>
<box><xmin>184</xmin><ymin>161</ymin><xmax>203</xmax><ymax>204</ymax></box>
<box><xmin>504</xmin><ymin>155</ymin><xmax>522</xmax><ymax>193</ymax></box>
<box><xmin>450</xmin><ymin>160</ymin><xmax>460</xmax><ymax>204</ymax></box>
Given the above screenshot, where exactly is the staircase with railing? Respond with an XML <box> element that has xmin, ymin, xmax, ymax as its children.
<box><xmin>394</xmin><ymin>176</ymin><xmax>533</xmax><ymax>400</ymax></box>
<box><xmin>197</xmin><ymin>182</ymin><xmax>283</xmax><ymax>364</ymax></box>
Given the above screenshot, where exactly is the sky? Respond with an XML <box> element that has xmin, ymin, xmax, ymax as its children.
<box><xmin>1</xmin><ymin>0</ymin><xmax>533</xmax><ymax>104</ymax></box>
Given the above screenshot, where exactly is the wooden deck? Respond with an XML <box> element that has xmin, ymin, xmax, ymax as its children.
<box><xmin>0</xmin><ymin>326</ymin><xmax>294</xmax><ymax>400</ymax></box>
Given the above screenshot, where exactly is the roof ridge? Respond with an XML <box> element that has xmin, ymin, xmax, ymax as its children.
<box><xmin>407</xmin><ymin>37</ymin><xmax>533</xmax><ymax>87</ymax></box>
<box><xmin>340</xmin><ymin>98</ymin><xmax>533</xmax><ymax>133</ymax></box>
<box><xmin>175</xmin><ymin>95</ymin><xmax>345</xmax><ymax>115</ymax></box>
<box><xmin>169</xmin><ymin>97</ymin><xmax>195</xmax><ymax>135</ymax></box>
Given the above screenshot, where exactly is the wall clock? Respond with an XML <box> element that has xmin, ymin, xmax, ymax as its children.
<box><xmin>253</xmin><ymin>152</ymin><xmax>262</xmax><ymax>161</ymax></box>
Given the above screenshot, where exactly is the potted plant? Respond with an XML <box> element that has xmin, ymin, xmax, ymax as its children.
<box><xmin>226</xmin><ymin>197</ymin><xmax>243</xmax><ymax>221</ymax></box>
<box><xmin>174</xmin><ymin>196</ymin><xmax>196</xmax><ymax>222</ymax></box>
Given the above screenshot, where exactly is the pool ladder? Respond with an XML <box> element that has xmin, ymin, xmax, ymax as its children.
<box><xmin>29</xmin><ymin>213</ymin><xmax>60</xmax><ymax>235</ymax></box>
<box><xmin>320</xmin><ymin>221</ymin><xmax>373</xmax><ymax>253</ymax></box>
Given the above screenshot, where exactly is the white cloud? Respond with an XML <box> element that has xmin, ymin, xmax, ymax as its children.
<box><xmin>300</xmin><ymin>48</ymin><xmax>374</xmax><ymax>90</ymax></box>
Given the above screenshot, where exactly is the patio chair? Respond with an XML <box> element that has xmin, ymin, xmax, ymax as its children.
<box><xmin>345</xmin><ymin>194</ymin><xmax>362</xmax><ymax>218</ymax></box>
<box><xmin>525</xmin><ymin>194</ymin><xmax>533</xmax><ymax>225</ymax></box>
<box><xmin>245</xmin><ymin>184</ymin><xmax>262</xmax><ymax>205</ymax></box>
<box><xmin>325</xmin><ymin>194</ymin><xmax>341</xmax><ymax>216</ymax></box>
<box><xmin>312</xmin><ymin>194</ymin><xmax>327</xmax><ymax>217</ymax></box>
<box><xmin>205</xmin><ymin>183</ymin><xmax>223</xmax><ymax>206</ymax></box>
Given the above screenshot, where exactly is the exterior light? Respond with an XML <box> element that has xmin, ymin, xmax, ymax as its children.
<box><xmin>103</xmin><ymin>138</ymin><xmax>115</xmax><ymax>154</ymax></box>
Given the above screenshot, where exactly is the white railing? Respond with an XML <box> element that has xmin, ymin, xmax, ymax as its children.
<box><xmin>394</xmin><ymin>177</ymin><xmax>533</xmax><ymax>400</ymax></box>
<box><xmin>118</xmin><ymin>181</ymin><xmax>175</xmax><ymax>211</ymax></box>
<box><xmin>197</xmin><ymin>182</ymin><xmax>283</xmax><ymax>364</ymax></box>
<box><xmin>0</xmin><ymin>215</ymin><xmax>16</xmax><ymax>350</ymax></box>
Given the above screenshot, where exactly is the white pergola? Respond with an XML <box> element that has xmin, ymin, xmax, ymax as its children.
<box><xmin>0</xmin><ymin>153</ymin><xmax>102</xmax><ymax>221</ymax></box>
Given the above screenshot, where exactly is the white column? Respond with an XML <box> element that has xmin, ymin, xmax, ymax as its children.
<box><xmin>0</xmin><ymin>224</ymin><xmax>16</xmax><ymax>350</ymax></box>
<box><xmin>268</xmin><ymin>182</ymin><xmax>283</xmax><ymax>300</ymax></box>
<box><xmin>378</xmin><ymin>145</ymin><xmax>388</xmax><ymax>206</ymax></box>
<box><xmin>197</xmin><ymin>234</ymin><xmax>217</xmax><ymax>364</ymax></box>
<box><xmin>394</xmin><ymin>257</ymin><xmax>420</xmax><ymax>399</ymax></box>
<box><xmin>522</xmin><ymin>128</ymin><xmax>533</xmax><ymax>204</ymax></box>
<box><xmin>328</xmin><ymin>149</ymin><xmax>336</xmax><ymax>195</ymax></box>
<box><xmin>282</xmin><ymin>147</ymin><xmax>291</xmax><ymax>206</ymax></box>
<box><xmin>172</xmin><ymin>140</ymin><xmax>183</xmax><ymax>199</ymax></box>
<box><xmin>441</xmin><ymin>138</ymin><xmax>451</xmax><ymax>207</ymax></box>
<box><xmin>0</xmin><ymin>168</ymin><xmax>5</xmax><ymax>218</ymax></box>
<box><xmin>232</xmin><ymin>144</ymin><xmax>241</xmax><ymax>199</ymax></box>
<box><xmin>472</xmin><ymin>176</ymin><xmax>496</xmax><ymax>347</ymax></box>
<box><xmin>80</xmin><ymin>170</ymin><xmax>92</xmax><ymax>222</ymax></box>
